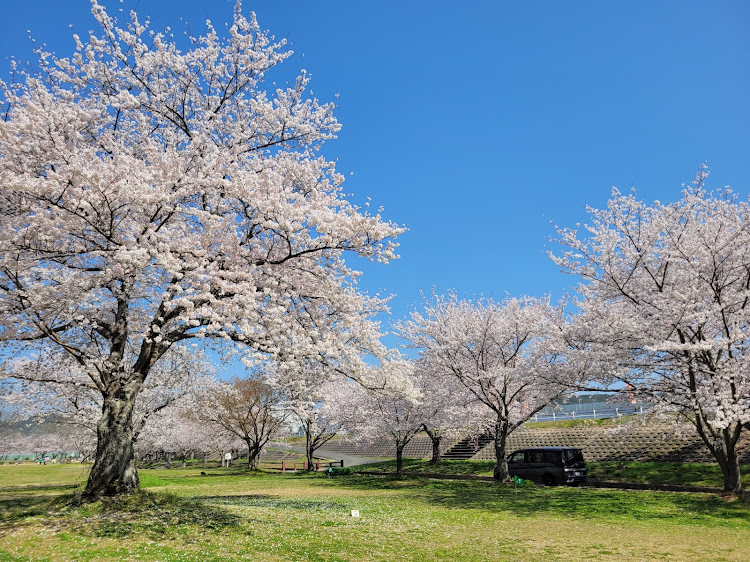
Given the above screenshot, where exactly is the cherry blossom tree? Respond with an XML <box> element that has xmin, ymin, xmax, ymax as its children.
<box><xmin>1</xmin><ymin>375</ymin><xmax>98</xmax><ymax>461</ymax></box>
<box><xmin>3</xmin><ymin>344</ymin><xmax>215</xmax><ymax>462</ymax></box>
<box><xmin>272</xmin><ymin>363</ymin><xmax>365</xmax><ymax>469</ymax></box>
<box><xmin>0</xmin><ymin>2</ymin><xmax>401</xmax><ymax>496</ymax></box>
<box><xmin>408</xmin><ymin>358</ymin><xmax>480</xmax><ymax>463</ymax></box>
<box><xmin>8</xmin><ymin>425</ymin><xmax>74</xmax><ymax>463</ymax></box>
<box><xmin>552</xmin><ymin>169</ymin><xmax>750</xmax><ymax>493</ymax></box>
<box><xmin>139</xmin><ymin>404</ymin><xmax>239</xmax><ymax>468</ymax></box>
<box><xmin>400</xmin><ymin>293</ymin><xmax>572</xmax><ymax>481</ymax></box>
<box><xmin>137</xmin><ymin>407</ymin><xmax>208</xmax><ymax>468</ymax></box>
<box><xmin>0</xmin><ymin>431</ymin><xmax>17</xmax><ymax>461</ymax></box>
<box><xmin>0</xmin><ymin>381</ymin><xmax>14</xmax><ymax>425</ymax></box>
<box><xmin>358</xmin><ymin>359</ymin><xmax>426</xmax><ymax>476</ymax></box>
<box><xmin>199</xmin><ymin>376</ymin><xmax>287</xmax><ymax>470</ymax></box>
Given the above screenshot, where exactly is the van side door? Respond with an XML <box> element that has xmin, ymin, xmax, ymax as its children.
<box><xmin>525</xmin><ymin>451</ymin><xmax>545</xmax><ymax>482</ymax></box>
<box><xmin>507</xmin><ymin>451</ymin><xmax>528</xmax><ymax>480</ymax></box>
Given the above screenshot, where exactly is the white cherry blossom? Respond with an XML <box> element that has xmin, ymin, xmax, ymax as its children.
<box><xmin>0</xmin><ymin>1</ymin><xmax>402</xmax><ymax>496</ymax></box>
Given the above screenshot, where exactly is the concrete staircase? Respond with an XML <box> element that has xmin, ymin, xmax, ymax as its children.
<box><xmin>442</xmin><ymin>432</ymin><xmax>494</xmax><ymax>460</ymax></box>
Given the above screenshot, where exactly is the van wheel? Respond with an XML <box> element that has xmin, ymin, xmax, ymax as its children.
<box><xmin>542</xmin><ymin>473</ymin><xmax>556</xmax><ymax>486</ymax></box>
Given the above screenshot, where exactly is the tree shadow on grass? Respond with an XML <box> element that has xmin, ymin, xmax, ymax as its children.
<box><xmin>0</xmin><ymin>488</ymin><xmax>241</xmax><ymax>539</ymax></box>
<box><xmin>0</xmin><ymin>492</ymin><xmax>64</xmax><ymax>527</ymax></box>
<box><xmin>359</xmin><ymin>459</ymin><xmax>496</xmax><ymax>476</ymax></box>
<box><xmin>589</xmin><ymin>461</ymin><xmax>750</xmax><ymax>488</ymax></box>
<box><xmin>197</xmin><ymin>494</ymin><xmax>352</xmax><ymax>513</ymax></box>
<box><xmin>0</xmin><ymin>483</ymin><xmax>80</xmax><ymax>493</ymax></box>
<box><xmin>329</xmin><ymin>475</ymin><xmax>750</xmax><ymax>527</ymax></box>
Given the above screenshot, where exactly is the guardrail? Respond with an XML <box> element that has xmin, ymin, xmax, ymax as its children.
<box><xmin>532</xmin><ymin>405</ymin><xmax>645</xmax><ymax>422</ymax></box>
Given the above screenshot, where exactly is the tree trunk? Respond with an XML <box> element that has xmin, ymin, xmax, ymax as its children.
<box><xmin>695</xmin><ymin>420</ymin><xmax>744</xmax><ymax>494</ymax></box>
<box><xmin>246</xmin><ymin>442</ymin><xmax>261</xmax><ymax>470</ymax></box>
<box><xmin>719</xmin><ymin>452</ymin><xmax>743</xmax><ymax>494</ymax></box>
<box><xmin>430</xmin><ymin>435</ymin><xmax>442</xmax><ymax>464</ymax></box>
<box><xmin>708</xmin><ymin>423</ymin><xmax>743</xmax><ymax>494</ymax></box>
<box><xmin>395</xmin><ymin>443</ymin><xmax>404</xmax><ymax>476</ymax></box>
<box><xmin>492</xmin><ymin>417</ymin><xmax>510</xmax><ymax>482</ymax></box>
<box><xmin>83</xmin><ymin>386</ymin><xmax>139</xmax><ymax>497</ymax></box>
<box><xmin>423</xmin><ymin>425</ymin><xmax>442</xmax><ymax>464</ymax></box>
<box><xmin>305</xmin><ymin>422</ymin><xmax>315</xmax><ymax>470</ymax></box>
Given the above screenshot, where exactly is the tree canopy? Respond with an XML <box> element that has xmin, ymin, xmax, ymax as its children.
<box><xmin>553</xmin><ymin>169</ymin><xmax>750</xmax><ymax>493</ymax></box>
<box><xmin>0</xmin><ymin>1</ymin><xmax>402</xmax><ymax>496</ymax></box>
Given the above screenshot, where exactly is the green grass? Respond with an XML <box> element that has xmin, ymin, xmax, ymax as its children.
<box><xmin>1</xmin><ymin>464</ymin><xmax>749</xmax><ymax>561</ymax></box>
<box><xmin>587</xmin><ymin>461</ymin><xmax>750</xmax><ymax>488</ymax></box>
<box><xmin>524</xmin><ymin>417</ymin><xmax>630</xmax><ymax>429</ymax></box>
<box><xmin>357</xmin><ymin>458</ymin><xmax>496</xmax><ymax>476</ymax></box>
<box><xmin>0</xmin><ymin>463</ymin><xmax>88</xmax><ymax>489</ymax></box>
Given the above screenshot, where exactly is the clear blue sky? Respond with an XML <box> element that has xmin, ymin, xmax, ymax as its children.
<box><xmin>2</xmin><ymin>0</ymin><xmax>749</xmax><ymax>336</ymax></box>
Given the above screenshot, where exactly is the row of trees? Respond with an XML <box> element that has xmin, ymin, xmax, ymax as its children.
<box><xmin>0</xmin><ymin>358</ymin><xmax>457</xmax><ymax>474</ymax></box>
<box><xmin>0</xmin><ymin>363</ymin><xmax>346</xmax><ymax>471</ymax></box>
<box><xmin>1</xmin><ymin>3</ymin><xmax>747</xmax><ymax>494</ymax></box>
<box><xmin>2</xmin><ymin>250</ymin><xmax>749</xmax><ymax>492</ymax></box>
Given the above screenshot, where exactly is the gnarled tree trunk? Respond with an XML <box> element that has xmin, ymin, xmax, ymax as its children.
<box><xmin>83</xmin><ymin>382</ymin><xmax>140</xmax><ymax>497</ymax></box>
<box><xmin>423</xmin><ymin>425</ymin><xmax>442</xmax><ymax>464</ymax></box>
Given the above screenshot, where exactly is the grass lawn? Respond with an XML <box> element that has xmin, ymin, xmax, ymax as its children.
<box><xmin>357</xmin><ymin>458</ymin><xmax>497</xmax><ymax>477</ymax></box>
<box><xmin>586</xmin><ymin>461</ymin><xmax>750</xmax><ymax>488</ymax></box>
<box><xmin>0</xmin><ymin>463</ymin><xmax>749</xmax><ymax>561</ymax></box>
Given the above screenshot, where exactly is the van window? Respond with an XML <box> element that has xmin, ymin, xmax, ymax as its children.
<box><xmin>527</xmin><ymin>451</ymin><xmax>544</xmax><ymax>463</ymax></box>
<box><xmin>562</xmin><ymin>449</ymin><xmax>584</xmax><ymax>466</ymax></box>
<box><xmin>508</xmin><ymin>452</ymin><xmax>524</xmax><ymax>463</ymax></box>
<box><xmin>543</xmin><ymin>451</ymin><xmax>563</xmax><ymax>466</ymax></box>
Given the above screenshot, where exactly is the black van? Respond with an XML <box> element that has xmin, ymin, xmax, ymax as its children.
<box><xmin>507</xmin><ymin>447</ymin><xmax>587</xmax><ymax>486</ymax></box>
